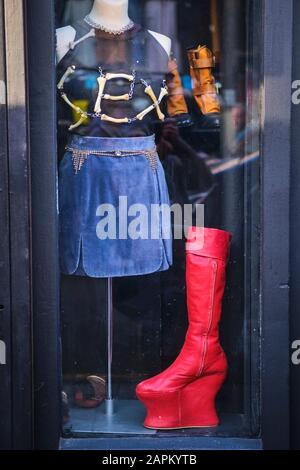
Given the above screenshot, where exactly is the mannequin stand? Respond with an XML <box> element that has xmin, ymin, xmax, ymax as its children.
<box><xmin>104</xmin><ymin>277</ymin><xmax>114</xmax><ymax>416</ymax></box>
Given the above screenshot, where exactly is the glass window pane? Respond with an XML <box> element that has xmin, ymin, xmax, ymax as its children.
<box><xmin>56</xmin><ymin>0</ymin><xmax>261</xmax><ymax>437</ymax></box>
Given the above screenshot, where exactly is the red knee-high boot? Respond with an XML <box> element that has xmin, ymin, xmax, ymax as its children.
<box><xmin>136</xmin><ymin>227</ymin><xmax>232</xmax><ymax>429</ymax></box>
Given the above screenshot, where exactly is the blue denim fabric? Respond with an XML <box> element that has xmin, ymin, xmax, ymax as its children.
<box><xmin>58</xmin><ymin>134</ymin><xmax>173</xmax><ymax>278</ymax></box>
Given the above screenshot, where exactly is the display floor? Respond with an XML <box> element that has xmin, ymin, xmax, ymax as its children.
<box><xmin>64</xmin><ymin>399</ymin><xmax>155</xmax><ymax>435</ymax></box>
<box><xmin>63</xmin><ymin>399</ymin><xmax>247</xmax><ymax>438</ymax></box>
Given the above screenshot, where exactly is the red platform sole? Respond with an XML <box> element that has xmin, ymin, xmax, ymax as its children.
<box><xmin>137</xmin><ymin>371</ymin><xmax>226</xmax><ymax>430</ymax></box>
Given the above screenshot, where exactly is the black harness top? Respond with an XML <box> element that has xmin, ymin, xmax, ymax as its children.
<box><xmin>57</xmin><ymin>19</ymin><xmax>170</xmax><ymax>138</ymax></box>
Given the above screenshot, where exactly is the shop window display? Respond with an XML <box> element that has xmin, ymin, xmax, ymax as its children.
<box><xmin>56</xmin><ymin>0</ymin><xmax>260</xmax><ymax>436</ymax></box>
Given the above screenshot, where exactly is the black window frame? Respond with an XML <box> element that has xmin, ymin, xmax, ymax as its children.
<box><xmin>1</xmin><ymin>0</ymin><xmax>290</xmax><ymax>450</ymax></box>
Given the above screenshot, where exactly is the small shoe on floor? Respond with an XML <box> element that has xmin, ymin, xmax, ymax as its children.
<box><xmin>74</xmin><ymin>375</ymin><xmax>106</xmax><ymax>409</ymax></box>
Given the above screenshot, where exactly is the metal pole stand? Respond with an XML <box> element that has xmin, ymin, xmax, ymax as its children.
<box><xmin>104</xmin><ymin>277</ymin><xmax>115</xmax><ymax>416</ymax></box>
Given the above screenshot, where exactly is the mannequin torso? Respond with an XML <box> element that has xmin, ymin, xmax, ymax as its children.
<box><xmin>56</xmin><ymin>0</ymin><xmax>171</xmax><ymax>63</ymax></box>
<box><xmin>56</xmin><ymin>2</ymin><xmax>173</xmax><ymax>277</ymax></box>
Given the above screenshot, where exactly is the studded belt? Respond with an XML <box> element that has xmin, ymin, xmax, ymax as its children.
<box><xmin>65</xmin><ymin>146</ymin><xmax>158</xmax><ymax>174</ymax></box>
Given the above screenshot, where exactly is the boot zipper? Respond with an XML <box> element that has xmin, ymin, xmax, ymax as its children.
<box><xmin>207</xmin><ymin>261</ymin><xmax>218</xmax><ymax>333</ymax></box>
<box><xmin>198</xmin><ymin>260</ymin><xmax>218</xmax><ymax>376</ymax></box>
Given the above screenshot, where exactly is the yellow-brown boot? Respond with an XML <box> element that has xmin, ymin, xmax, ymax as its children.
<box><xmin>187</xmin><ymin>45</ymin><xmax>221</xmax><ymax>115</ymax></box>
<box><xmin>167</xmin><ymin>56</ymin><xmax>192</xmax><ymax>127</ymax></box>
<box><xmin>167</xmin><ymin>56</ymin><xmax>189</xmax><ymax>117</ymax></box>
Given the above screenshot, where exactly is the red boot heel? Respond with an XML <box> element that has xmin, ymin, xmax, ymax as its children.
<box><xmin>179</xmin><ymin>371</ymin><xmax>227</xmax><ymax>428</ymax></box>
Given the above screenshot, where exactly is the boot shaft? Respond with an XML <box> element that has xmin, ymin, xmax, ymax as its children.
<box><xmin>185</xmin><ymin>227</ymin><xmax>232</xmax><ymax>338</ymax></box>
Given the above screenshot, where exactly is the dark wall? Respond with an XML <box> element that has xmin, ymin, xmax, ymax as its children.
<box><xmin>290</xmin><ymin>0</ymin><xmax>300</xmax><ymax>451</ymax></box>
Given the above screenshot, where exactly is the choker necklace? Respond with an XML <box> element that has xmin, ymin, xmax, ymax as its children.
<box><xmin>84</xmin><ymin>15</ymin><xmax>134</xmax><ymax>35</ymax></box>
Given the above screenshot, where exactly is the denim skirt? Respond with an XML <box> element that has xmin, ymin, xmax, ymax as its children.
<box><xmin>58</xmin><ymin>134</ymin><xmax>173</xmax><ymax>278</ymax></box>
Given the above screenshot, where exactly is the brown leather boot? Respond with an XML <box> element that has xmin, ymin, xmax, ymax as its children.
<box><xmin>187</xmin><ymin>45</ymin><xmax>221</xmax><ymax>115</ymax></box>
<box><xmin>167</xmin><ymin>57</ymin><xmax>192</xmax><ymax>127</ymax></box>
<box><xmin>167</xmin><ymin>56</ymin><xmax>189</xmax><ymax>117</ymax></box>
